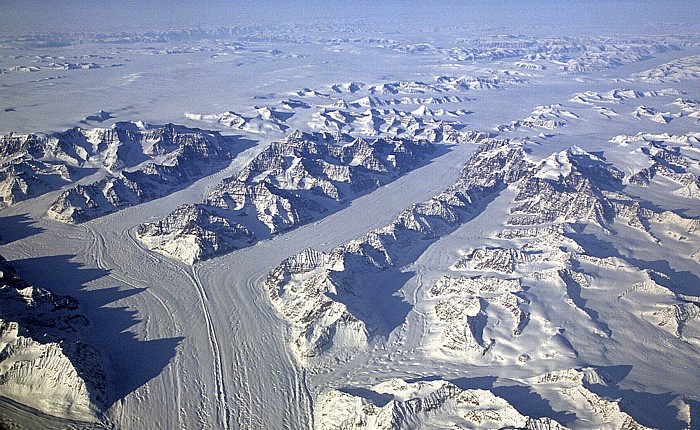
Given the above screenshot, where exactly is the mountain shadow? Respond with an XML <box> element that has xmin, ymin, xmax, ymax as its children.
<box><xmin>491</xmin><ymin>384</ymin><xmax>577</xmax><ymax>425</ymax></box>
<box><xmin>567</xmin><ymin>225</ymin><xmax>700</xmax><ymax>299</ymax></box>
<box><xmin>338</xmin><ymin>387</ymin><xmax>394</xmax><ymax>407</ymax></box>
<box><xmin>585</xmin><ymin>365</ymin><xmax>688</xmax><ymax>429</ymax></box>
<box><xmin>10</xmin><ymin>254</ymin><xmax>183</xmax><ymax>410</ymax></box>
<box><xmin>0</xmin><ymin>213</ymin><xmax>44</xmax><ymax>244</ymax></box>
<box><xmin>447</xmin><ymin>376</ymin><xmax>576</xmax><ymax>425</ymax></box>
<box><xmin>327</xmin><ymin>186</ymin><xmax>505</xmax><ymax>345</ymax></box>
<box><xmin>180</xmin><ymin>139</ymin><xmax>451</xmax><ymax>263</ymax></box>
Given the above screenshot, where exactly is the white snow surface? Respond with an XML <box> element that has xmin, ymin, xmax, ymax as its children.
<box><xmin>0</xmin><ymin>15</ymin><xmax>699</xmax><ymax>430</ymax></box>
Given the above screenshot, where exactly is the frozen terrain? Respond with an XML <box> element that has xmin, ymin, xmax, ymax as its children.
<box><xmin>0</xmin><ymin>2</ymin><xmax>699</xmax><ymax>429</ymax></box>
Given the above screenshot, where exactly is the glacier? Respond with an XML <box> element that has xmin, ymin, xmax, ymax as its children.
<box><xmin>0</xmin><ymin>3</ymin><xmax>699</xmax><ymax>429</ymax></box>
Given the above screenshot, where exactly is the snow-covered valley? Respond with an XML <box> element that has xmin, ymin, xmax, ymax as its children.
<box><xmin>0</xmin><ymin>5</ymin><xmax>699</xmax><ymax>429</ymax></box>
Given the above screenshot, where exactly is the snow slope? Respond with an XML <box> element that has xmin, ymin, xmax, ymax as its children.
<box><xmin>0</xmin><ymin>256</ymin><xmax>105</xmax><ymax>423</ymax></box>
<box><xmin>0</xmin><ymin>16</ymin><xmax>698</xmax><ymax>430</ymax></box>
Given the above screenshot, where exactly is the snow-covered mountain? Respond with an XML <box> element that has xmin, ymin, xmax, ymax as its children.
<box><xmin>137</xmin><ymin>130</ymin><xmax>444</xmax><ymax>263</ymax></box>
<box><xmin>315</xmin><ymin>368</ymin><xmax>655</xmax><ymax>430</ymax></box>
<box><xmin>262</xmin><ymin>139</ymin><xmax>532</xmax><ymax>363</ymax></box>
<box><xmin>44</xmin><ymin>123</ymin><xmax>243</xmax><ymax>223</ymax></box>
<box><xmin>0</xmin><ymin>256</ymin><xmax>105</xmax><ymax>423</ymax></box>
<box><xmin>1</xmin><ymin>122</ymin><xmax>244</xmax><ymax>215</ymax></box>
<box><xmin>262</xmin><ymin>137</ymin><xmax>700</xmax><ymax>427</ymax></box>
<box><xmin>316</xmin><ymin>377</ymin><xmax>570</xmax><ymax>430</ymax></box>
<box><xmin>0</xmin><ymin>15</ymin><xmax>699</xmax><ymax>430</ymax></box>
<box><xmin>264</xmin><ymin>140</ymin><xmax>699</xmax><ymax>365</ymax></box>
<box><xmin>497</xmin><ymin>104</ymin><xmax>578</xmax><ymax>131</ymax></box>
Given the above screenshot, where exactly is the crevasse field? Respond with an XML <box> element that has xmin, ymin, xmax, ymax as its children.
<box><xmin>0</xmin><ymin>1</ymin><xmax>699</xmax><ymax>429</ymax></box>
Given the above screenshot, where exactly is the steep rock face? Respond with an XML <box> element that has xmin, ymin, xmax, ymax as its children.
<box><xmin>0</xmin><ymin>123</ymin><xmax>150</xmax><ymax>205</ymax></box>
<box><xmin>0</xmin><ymin>160</ymin><xmax>73</xmax><ymax>207</ymax></box>
<box><xmin>264</xmin><ymin>138</ymin><xmax>700</xmax><ymax>376</ymax></box>
<box><xmin>263</xmin><ymin>248</ymin><xmax>368</xmax><ymax>361</ymax></box>
<box><xmin>1</xmin><ymin>122</ymin><xmax>240</xmax><ymax>211</ymax></box>
<box><xmin>627</xmin><ymin>140</ymin><xmax>700</xmax><ymax>199</ymax></box>
<box><xmin>47</xmin><ymin>123</ymin><xmax>238</xmax><ymax>223</ymax></box>
<box><xmin>0</xmin><ymin>133</ymin><xmax>51</xmax><ymax>161</ymax></box>
<box><xmin>223</xmin><ymin>130</ymin><xmax>435</xmax><ymax>201</ymax></box>
<box><xmin>0</xmin><ymin>256</ymin><xmax>105</xmax><ymax>422</ymax></box>
<box><xmin>262</xmin><ymin>139</ymin><xmax>533</xmax><ymax>364</ymax></box>
<box><xmin>206</xmin><ymin>132</ymin><xmax>431</xmax><ymax>226</ymax></box>
<box><xmin>432</xmin><ymin>74</ymin><xmax>525</xmax><ymax>91</ymax></box>
<box><xmin>136</xmin><ymin>204</ymin><xmax>255</xmax><ymax>264</ymax></box>
<box><xmin>509</xmin><ymin>147</ymin><xmax>624</xmax><ymax>227</ymax></box>
<box><xmin>0</xmin><ymin>132</ymin><xmax>77</xmax><ymax>207</ymax></box>
<box><xmin>138</xmin><ymin>131</ymin><xmax>438</xmax><ymax>263</ymax></box>
<box><xmin>210</xmin><ymin>179</ymin><xmax>317</xmax><ymax>233</ymax></box>
<box><xmin>315</xmin><ymin>378</ymin><xmax>568</xmax><ymax>430</ymax></box>
<box><xmin>454</xmin><ymin>247</ymin><xmax>529</xmax><ymax>273</ymax></box>
<box><xmin>528</xmin><ymin>369</ymin><xmax>651</xmax><ymax>430</ymax></box>
<box><xmin>308</xmin><ymin>107</ymin><xmax>485</xmax><ymax>143</ymax></box>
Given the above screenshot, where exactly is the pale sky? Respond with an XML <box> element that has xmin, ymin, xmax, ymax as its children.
<box><xmin>1</xmin><ymin>1</ymin><xmax>698</xmax><ymax>34</ymax></box>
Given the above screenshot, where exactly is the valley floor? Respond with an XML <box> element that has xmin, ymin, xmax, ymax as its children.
<box><xmin>0</xmin><ymin>21</ymin><xmax>699</xmax><ymax>430</ymax></box>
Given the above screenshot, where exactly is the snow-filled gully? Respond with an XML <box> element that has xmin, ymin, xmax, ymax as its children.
<box><xmin>0</xmin><ymin>27</ymin><xmax>699</xmax><ymax>429</ymax></box>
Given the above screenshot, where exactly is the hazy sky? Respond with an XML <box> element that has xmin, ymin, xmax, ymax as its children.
<box><xmin>1</xmin><ymin>1</ymin><xmax>699</xmax><ymax>34</ymax></box>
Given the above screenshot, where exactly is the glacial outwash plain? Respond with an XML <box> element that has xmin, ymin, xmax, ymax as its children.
<box><xmin>0</xmin><ymin>1</ymin><xmax>699</xmax><ymax>429</ymax></box>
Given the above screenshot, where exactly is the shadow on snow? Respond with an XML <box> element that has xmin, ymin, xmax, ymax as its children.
<box><xmin>0</xmin><ymin>213</ymin><xmax>45</xmax><ymax>244</ymax></box>
<box><xmin>10</xmin><ymin>254</ymin><xmax>183</xmax><ymax>409</ymax></box>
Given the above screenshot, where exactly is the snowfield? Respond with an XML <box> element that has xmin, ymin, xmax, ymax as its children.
<box><xmin>0</xmin><ymin>8</ymin><xmax>699</xmax><ymax>430</ymax></box>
